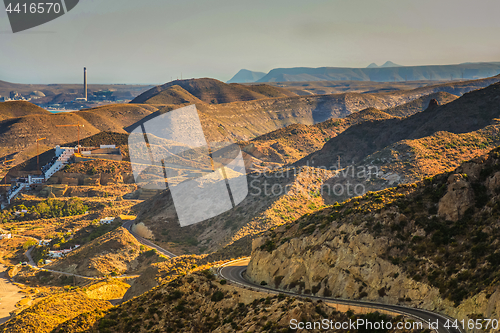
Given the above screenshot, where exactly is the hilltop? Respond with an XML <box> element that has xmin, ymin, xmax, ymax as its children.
<box><xmin>122</xmin><ymin>81</ymin><xmax>500</xmax><ymax>255</ymax></box>
<box><xmin>130</xmin><ymin>78</ymin><xmax>296</xmax><ymax>105</ymax></box>
<box><xmin>226</xmin><ymin>69</ymin><xmax>267</xmax><ymax>83</ymax></box>
<box><xmin>0</xmin><ymin>101</ymin><xmax>51</xmax><ymax>121</ymax></box>
<box><xmin>46</xmin><ymin>227</ymin><xmax>166</xmax><ymax>277</ymax></box>
<box><xmin>2</xmin><ymin>76</ymin><xmax>497</xmax><ymax>171</ymax></box>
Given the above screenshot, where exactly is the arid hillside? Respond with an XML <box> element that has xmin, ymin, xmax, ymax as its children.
<box><xmin>46</xmin><ymin>227</ymin><xmax>166</xmax><ymax>277</ymax></box>
<box><xmin>299</xmin><ymin>81</ymin><xmax>500</xmax><ymax>168</ymax></box>
<box><xmin>121</xmin><ymin>81</ymin><xmax>500</xmax><ymax>256</ymax></box>
<box><xmin>131</xmin><ymin>165</ymin><xmax>335</xmax><ymax>255</ymax></box>
<box><xmin>383</xmin><ymin>91</ymin><xmax>458</xmax><ymax>117</ymax></box>
<box><xmin>0</xmin><ymin>290</ymin><xmax>112</xmax><ymax>333</ymax></box>
<box><xmin>53</xmin><ymin>271</ymin><xmax>419</xmax><ymax>333</ymax></box>
<box><xmin>239</xmin><ymin>91</ymin><xmax>459</xmax><ymax>166</ymax></box>
<box><xmin>241</xmin><ymin>108</ymin><xmax>396</xmax><ymax>165</ymax></box>
<box><xmin>130</xmin><ymin>78</ymin><xmax>297</xmax><ymax>104</ymax></box>
<box><xmin>0</xmin><ymin>101</ymin><xmax>51</xmax><ymax>121</ymax></box>
<box><xmin>248</xmin><ymin>147</ymin><xmax>500</xmax><ymax>324</ymax></box>
<box><xmin>0</xmin><ymin>104</ymin><xmax>156</xmax><ymax>167</ymax></box>
<box><xmin>2</xmin><ymin>76</ymin><xmax>498</xmax><ymax>173</ymax></box>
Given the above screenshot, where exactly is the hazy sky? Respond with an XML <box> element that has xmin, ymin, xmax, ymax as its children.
<box><xmin>1</xmin><ymin>0</ymin><xmax>500</xmax><ymax>84</ymax></box>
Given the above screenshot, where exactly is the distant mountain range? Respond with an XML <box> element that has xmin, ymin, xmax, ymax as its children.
<box><xmin>227</xmin><ymin>62</ymin><xmax>500</xmax><ymax>83</ymax></box>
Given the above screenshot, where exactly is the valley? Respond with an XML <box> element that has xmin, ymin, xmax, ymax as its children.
<box><xmin>1</xmin><ymin>74</ymin><xmax>500</xmax><ymax>332</ymax></box>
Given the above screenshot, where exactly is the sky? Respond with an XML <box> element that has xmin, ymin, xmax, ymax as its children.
<box><xmin>1</xmin><ymin>0</ymin><xmax>500</xmax><ymax>84</ymax></box>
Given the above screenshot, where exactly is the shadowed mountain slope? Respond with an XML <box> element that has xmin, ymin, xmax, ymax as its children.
<box><xmin>299</xmin><ymin>81</ymin><xmax>500</xmax><ymax>168</ymax></box>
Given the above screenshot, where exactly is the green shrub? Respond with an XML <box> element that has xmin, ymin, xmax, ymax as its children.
<box><xmin>211</xmin><ymin>291</ymin><xmax>224</xmax><ymax>302</ymax></box>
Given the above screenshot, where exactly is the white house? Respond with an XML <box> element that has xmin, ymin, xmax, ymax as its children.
<box><xmin>99</xmin><ymin>217</ymin><xmax>115</xmax><ymax>225</ymax></box>
<box><xmin>0</xmin><ymin>233</ymin><xmax>12</xmax><ymax>240</ymax></box>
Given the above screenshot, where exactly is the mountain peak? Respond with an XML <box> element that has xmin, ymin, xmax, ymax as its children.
<box><xmin>381</xmin><ymin>61</ymin><xmax>402</xmax><ymax>68</ymax></box>
<box><xmin>227</xmin><ymin>69</ymin><xmax>267</xmax><ymax>83</ymax></box>
<box><xmin>367</xmin><ymin>63</ymin><xmax>379</xmax><ymax>68</ymax></box>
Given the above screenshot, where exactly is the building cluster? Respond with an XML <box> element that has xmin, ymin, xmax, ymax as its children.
<box><xmin>0</xmin><ymin>90</ymin><xmax>46</xmax><ymax>102</ymax></box>
<box><xmin>3</xmin><ymin>144</ymin><xmax>121</xmax><ymax>206</ymax></box>
<box><xmin>0</xmin><ymin>69</ymin><xmax>125</xmax><ymax>109</ymax></box>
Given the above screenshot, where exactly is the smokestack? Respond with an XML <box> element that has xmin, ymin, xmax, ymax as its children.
<box><xmin>84</xmin><ymin>67</ymin><xmax>87</xmax><ymax>101</ymax></box>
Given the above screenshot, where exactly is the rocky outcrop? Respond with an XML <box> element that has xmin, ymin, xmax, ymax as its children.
<box><xmin>427</xmin><ymin>98</ymin><xmax>439</xmax><ymax>108</ymax></box>
<box><xmin>438</xmin><ymin>173</ymin><xmax>474</xmax><ymax>221</ymax></box>
<box><xmin>248</xmin><ymin>222</ymin><xmax>500</xmax><ymax>332</ymax></box>
<box><xmin>248</xmin><ymin>223</ymin><xmax>451</xmax><ymax>311</ymax></box>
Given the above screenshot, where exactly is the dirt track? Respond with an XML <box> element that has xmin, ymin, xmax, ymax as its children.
<box><xmin>0</xmin><ymin>264</ymin><xmax>22</xmax><ymax>324</ymax></box>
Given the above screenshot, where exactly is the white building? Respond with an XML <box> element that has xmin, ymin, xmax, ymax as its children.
<box><xmin>100</xmin><ymin>217</ymin><xmax>115</xmax><ymax>225</ymax></box>
<box><xmin>47</xmin><ymin>245</ymin><xmax>80</xmax><ymax>258</ymax></box>
<box><xmin>0</xmin><ymin>233</ymin><xmax>12</xmax><ymax>240</ymax></box>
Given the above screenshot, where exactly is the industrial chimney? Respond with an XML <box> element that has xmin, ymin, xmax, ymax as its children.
<box><xmin>84</xmin><ymin>67</ymin><xmax>87</xmax><ymax>101</ymax></box>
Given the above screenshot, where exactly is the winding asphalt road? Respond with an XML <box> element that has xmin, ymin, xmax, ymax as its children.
<box><xmin>19</xmin><ymin>224</ymin><xmax>463</xmax><ymax>333</ymax></box>
<box><xmin>219</xmin><ymin>258</ymin><xmax>462</xmax><ymax>333</ymax></box>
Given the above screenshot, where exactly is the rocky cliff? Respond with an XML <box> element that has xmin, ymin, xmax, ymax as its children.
<box><xmin>248</xmin><ymin>147</ymin><xmax>500</xmax><ymax>330</ymax></box>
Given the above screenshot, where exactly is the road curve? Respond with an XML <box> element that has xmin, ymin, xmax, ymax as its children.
<box><xmin>220</xmin><ymin>259</ymin><xmax>462</xmax><ymax>333</ymax></box>
<box><xmin>122</xmin><ymin>220</ymin><xmax>177</xmax><ymax>258</ymax></box>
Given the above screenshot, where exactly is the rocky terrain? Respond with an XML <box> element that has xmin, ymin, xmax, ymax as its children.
<box><xmin>248</xmin><ymin>147</ymin><xmax>500</xmax><ymax>325</ymax></box>
<box><xmin>131</xmin><ymin>165</ymin><xmax>331</xmax><ymax>254</ymax></box>
<box><xmin>0</xmin><ymin>101</ymin><xmax>50</xmax><ymax>121</ymax></box>
<box><xmin>52</xmin><ymin>271</ymin><xmax>422</xmax><ymax>333</ymax></box>
<box><xmin>240</xmin><ymin>91</ymin><xmax>458</xmax><ymax>167</ymax></box>
<box><xmin>0</xmin><ymin>289</ymin><xmax>112</xmax><ymax>333</ymax></box>
<box><xmin>1</xmin><ymin>76</ymin><xmax>500</xmax><ymax>333</ymax></box>
<box><xmin>1</xmin><ymin>76</ymin><xmax>497</xmax><ymax>174</ymax></box>
<box><xmin>299</xmin><ymin>81</ymin><xmax>500</xmax><ymax>185</ymax></box>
